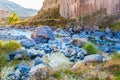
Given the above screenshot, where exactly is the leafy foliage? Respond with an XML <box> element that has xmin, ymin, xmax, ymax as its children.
<box><xmin>112</xmin><ymin>53</ymin><xmax>120</xmax><ymax>60</ymax></box>
<box><xmin>2</xmin><ymin>41</ymin><xmax>21</xmax><ymax>54</ymax></box>
<box><xmin>0</xmin><ymin>40</ymin><xmax>2</xmax><ymax>47</ymax></box>
<box><xmin>51</xmin><ymin>71</ymin><xmax>62</xmax><ymax>79</ymax></box>
<box><xmin>83</xmin><ymin>42</ymin><xmax>98</xmax><ymax>54</ymax></box>
<box><xmin>0</xmin><ymin>40</ymin><xmax>21</xmax><ymax>68</ymax></box>
<box><xmin>0</xmin><ymin>40</ymin><xmax>21</xmax><ymax>54</ymax></box>
<box><xmin>9</xmin><ymin>12</ymin><xmax>20</xmax><ymax>24</ymax></box>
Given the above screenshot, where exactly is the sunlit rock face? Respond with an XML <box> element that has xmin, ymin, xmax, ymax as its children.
<box><xmin>42</xmin><ymin>0</ymin><xmax>59</xmax><ymax>10</ymax></box>
<box><xmin>60</xmin><ymin>0</ymin><xmax>120</xmax><ymax>19</ymax></box>
<box><xmin>42</xmin><ymin>0</ymin><xmax>120</xmax><ymax>19</ymax></box>
<box><xmin>0</xmin><ymin>10</ymin><xmax>9</xmax><ymax>18</ymax></box>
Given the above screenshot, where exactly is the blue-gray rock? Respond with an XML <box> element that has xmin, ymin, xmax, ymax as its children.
<box><xmin>34</xmin><ymin>57</ymin><xmax>44</xmax><ymax>66</ymax></box>
<box><xmin>114</xmin><ymin>44</ymin><xmax>120</xmax><ymax>51</ymax></box>
<box><xmin>117</xmin><ymin>32</ymin><xmax>120</xmax><ymax>38</ymax></box>
<box><xmin>102</xmin><ymin>46</ymin><xmax>112</xmax><ymax>53</ymax></box>
<box><xmin>15</xmin><ymin>63</ymin><xmax>31</xmax><ymax>75</ymax></box>
<box><xmin>105</xmin><ymin>27</ymin><xmax>111</xmax><ymax>33</ymax></box>
<box><xmin>9</xmin><ymin>50</ymin><xmax>22</xmax><ymax>60</ymax></box>
<box><xmin>24</xmin><ymin>52</ymin><xmax>36</xmax><ymax>59</ymax></box>
<box><xmin>36</xmin><ymin>53</ymin><xmax>43</xmax><ymax>58</ymax></box>
<box><xmin>15</xmin><ymin>69</ymin><xmax>21</xmax><ymax>80</ymax></box>
<box><xmin>31</xmin><ymin>26</ymin><xmax>55</xmax><ymax>43</ymax></box>
<box><xmin>14</xmin><ymin>54</ymin><xmax>22</xmax><ymax>60</ymax></box>
<box><xmin>93</xmin><ymin>31</ymin><xmax>105</xmax><ymax>37</ymax></box>
<box><xmin>71</xmin><ymin>38</ymin><xmax>87</xmax><ymax>47</ymax></box>
<box><xmin>83</xmin><ymin>54</ymin><xmax>103</xmax><ymax>63</ymax></box>
<box><xmin>70</xmin><ymin>57</ymin><xmax>75</xmax><ymax>62</ymax></box>
<box><xmin>44</xmin><ymin>45</ymin><xmax>52</xmax><ymax>53</ymax></box>
<box><xmin>20</xmin><ymin>39</ymin><xmax>36</xmax><ymax>48</ymax></box>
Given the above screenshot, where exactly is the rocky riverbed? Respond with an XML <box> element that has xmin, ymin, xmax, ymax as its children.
<box><xmin>0</xmin><ymin>26</ymin><xmax>120</xmax><ymax>80</ymax></box>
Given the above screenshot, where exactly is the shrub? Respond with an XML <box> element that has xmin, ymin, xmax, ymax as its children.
<box><xmin>112</xmin><ymin>53</ymin><xmax>120</xmax><ymax>60</ymax></box>
<box><xmin>0</xmin><ymin>54</ymin><xmax>8</xmax><ymax>67</ymax></box>
<box><xmin>83</xmin><ymin>42</ymin><xmax>98</xmax><ymax>54</ymax></box>
<box><xmin>0</xmin><ymin>40</ymin><xmax>3</xmax><ymax>54</ymax></box>
<box><xmin>2</xmin><ymin>40</ymin><xmax>21</xmax><ymax>54</ymax></box>
<box><xmin>51</xmin><ymin>71</ymin><xmax>62</xmax><ymax>79</ymax></box>
<box><xmin>0</xmin><ymin>40</ymin><xmax>2</xmax><ymax>47</ymax></box>
<box><xmin>9</xmin><ymin>12</ymin><xmax>20</xmax><ymax>24</ymax></box>
<box><xmin>116</xmin><ymin>76</ymin><xmax>120</xmax><ymax>80</ymax></box>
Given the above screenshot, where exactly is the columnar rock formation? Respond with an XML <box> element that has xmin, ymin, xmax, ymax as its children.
<box><xmin>60</xmin><ymin>0</ymin><xmax>120</xmax><ymax>19</ymax></box>
<box><xmin>42</xmin><ymin>0</ymin><xmax>59</xmax><ymax>10</ymax></box>
<box><xmin>40</xmin><ymin>0</ymin><xmax>120</xmax><ymax>19</ymax></box>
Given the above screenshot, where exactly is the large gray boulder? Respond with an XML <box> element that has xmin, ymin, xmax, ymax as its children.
<box><xmin>20</xmin><ymin>39</ymin><xmax>36</xmax><ymax>48</ymax></box>
<box><xmin>83</xmin><ymin>54</ymin><xmax>103</xmax><ymax>63</ymax></box>
<box><xmin>31</xmin><ymin>26</ymin><xmax>55</xmax><ymax>43</ymax></box>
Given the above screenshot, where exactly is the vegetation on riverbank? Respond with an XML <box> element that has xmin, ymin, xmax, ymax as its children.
<box><xmin>0</xmin><ymin>40</ymin><xmax>21</xmax><ymax>67</ymax></box>
<box><xmin>83</xmin><ymin>42</ymin><xmax>98</xmax><ymax>54</ymax></box>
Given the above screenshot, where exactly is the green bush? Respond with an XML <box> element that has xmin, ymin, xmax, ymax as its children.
<box><xmin>116</xmin><ymin>76</ymin><xmax>120</xmax><ymax>80</ymax></box>
<box><xmin>9</xmin><ymin>12</ymin><xmax>20</xmax><ymax>24</ymax></box>
<box><xmin>0</xmin><ymin>40</ymin><xmax>21</xmax><ymax>67</ymax></box>
<box><xmin>51</xmin><ymin>71</ymin><xmax>62</xmax><ymax>79</ymax></box>
<box><xmin>0</xmin><ymin>54</ymin><xmax>8</xmax><ymax>67</ymax></box>
<box><xmin>2</xmin><ymin>41</ymin><xmax>21</xmax><ymax>54</ymax></box>
<box><xmin>112</xmin><ymin>53</ymin><xmax>120</xmax><ymax>60</ymax></box>
<box><xmin>0</xmin><ymin>40</ymin><xmax>2</xmax><ymax>47</ymax></box>
<box><xmin>83</xmin><ymin>42</ymin><xmax>98</xmax><ymax>54</ymax></box>
<box><xmin>0</xmin><ymin>40</ymin><xmax>2</xmax><ymax>54</ymax></box>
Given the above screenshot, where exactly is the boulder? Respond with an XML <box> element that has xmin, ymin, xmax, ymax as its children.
<box><xmin>114</xmin><ymin>44</ymin><xmax>120</xmax><ymax>51</ymax></box>
<box><xmin>15</xmin><ymin>63</ymin><xmax>31</xmax><ymax>75</ymax></box>
<box><xmin>76</xmin><ymin>50</ymin><xmax>87</xmax><ymax>60</ymax></box>
<box><xmin>42</xmin><ymin>53</ymin><xmax>73</xmax><ymax>70</ymax></box>
<box><xmin>71</xmin><ymin>38</ymin><xmax>87</xmax><ymax>47</ymax></box>
<box><xmin>70</xmin><ymin>57</ymin><xmax>76</xmax><ymax>62</ymax></box>
<box><xmin>44</xmin><ymin>45</ymin><xmax>52</xmax><ymax>53</ymax></box>
<box><xmin>31</xmin><ymin>26</ymin><xmax>55</xmax><ymax>43</ymax></box>
<box><xmin>25</xmin><ymin>49</ymin><xmax>44</xmax><ymax>59</ymax></box>
<box><xmin>83</xmin><ymin>54</ymin><xmax>103</xmax><ymax>63</ymax></box>
<box><xmin>9</xmin><ymin>50</ymin><xmax>26</xmax><ymax>60</ymax></box>
<box><xmin>34</xmin><ymin>57</ymin><xmax>44</xmax><ymax>66</ymax></box>
<box><xmin>29</xmin><ymin>64</ymin><xmax>47</xmax><ymax>76</ymax></box>
<box><xmin>105</xmin><ymin>27</ymin><xmax>111</xmax><ymax>33</ymax></box>
<box><xmin>93</xmin><ymin>31</ymin><xmax>105</xmax><ymax>37</ymax></box>
<box><xmin>20</xmin><ymin>39</ymin><xmax>36</xmax><ymax>48</ymax></box>
<box><xmin>117</xmin><ymin>32</ymin><xmax>120</xmax><ymax>38</ymax></box>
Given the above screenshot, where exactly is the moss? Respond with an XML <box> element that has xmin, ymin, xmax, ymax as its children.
<box><xmin>116</xmin><ymin>76</ymin><xmax>120</xmax><ymax>80</ymax></box>
<box><xmin>83</xmin><ymin>42</ymin><xmax>98</xmax><ymax>54</ymax></box>
<box><xmin>112</xmin><ymin>53</ymin><xmax>120</xmax><ymax>60</ymax></box>
<box><xmin>0</xmin><ymin>40</ymin><xmax>2</xmax><ymax>47</ymax></box>
<box><xmin>51</xmin><ymin>71</ymin><xmax>62</xmax><ymax>79</ymax></box>
<box><xmin>2</xmin><ymin>40</ymin><xmax>21</xmax><ymax>54</ymax></box>
<box><xmin>0</xmin><ymin>54</ymin><xmax>8</xmax><ymax>67</ymax></box>
<box><xmin>0</xmin><ymin>40</ymin><xmax>21</xmax><ymax>67</ymax></box>
<box><xmin>63</xmin><ymin>69</ymin><xmax>74</xmax><ymax>75</ymax></box>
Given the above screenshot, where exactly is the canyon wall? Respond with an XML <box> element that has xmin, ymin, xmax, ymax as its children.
<box><xmin>41</xmin><ymin>0</ymin><xmax>120</xmax><ymax>19</ymax></box>
<box><xmin>42</xmin><ymin>0</ymin><xmax>59</xmax><ymax>10</ymax></box>
<box><xmin>60</xmin><ymin>0</ymin><xmax>120</xmax><ymax>19</ymax></box>
<box><xmin>0</xmin><ymin>10</ymin><xmax>9</xmax><ymax>18</ymax></box>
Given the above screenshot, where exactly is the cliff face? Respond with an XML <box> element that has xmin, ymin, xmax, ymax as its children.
<box><xmin>40</xmin><ymin>0</ymin><xmax>120</xmax><ymax>19</ymax></box>
<box><xmin>60</xmin><ymin>0</ymin><xmax>120</xmax><ymax>19</ymax></box>
<box><xmin>0</xmin><ymin>10</ymin><xmax>9</xmax><ymax>18</ymax></box>
<box><xmin>42</xmin><ymin>0</ymin><xmax>59</xmax><ymax>10</ymax></box>
<box><xmin>0</xmin><ymin>10</ymin><xmax>9</xmax><ymax>25</ymax></box>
